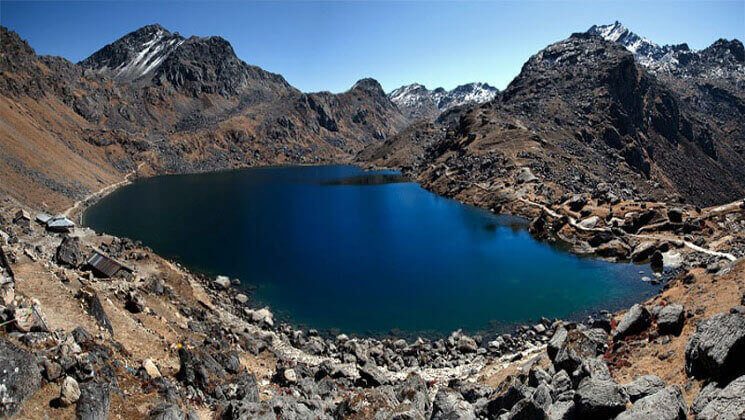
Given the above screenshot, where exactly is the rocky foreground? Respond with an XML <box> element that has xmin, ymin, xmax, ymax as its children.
<box><xmin>0</xmin><ymin>182</ymin><xmax>744</xmax><ymax>419</ymax></box>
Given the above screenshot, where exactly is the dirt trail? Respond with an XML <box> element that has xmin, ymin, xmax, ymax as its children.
<box><xmin>63</xmin><ymin>162</ymin><xmax>145</xmax><ymax>221</ymax></box>
<box><xmin>436</xmin><ymin>163</ymin><xmax>740</xmax><ymax>261</ymax></box>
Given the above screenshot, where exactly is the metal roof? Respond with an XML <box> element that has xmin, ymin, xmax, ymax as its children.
<box><xmin>86</xmin><ymin>250</ymin><xmax>130</xmax><ymax>278</ymax></box>
<box><xmin>36</xmin><ymin>213</ymin><xmax>53</xmax><ymax>223</ymax></box>
<box><xmin>47</xmin><ymin>217</ymin><xmax>75</xmax><ymax>228</ymax></box>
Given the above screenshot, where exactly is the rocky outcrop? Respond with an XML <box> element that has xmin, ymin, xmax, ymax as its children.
<box><xmin>614</xmin><ymin>304</ymin><xmax>652</xmax><ymax>340</ymax></box>
<box><xmin>0</xmin><ymin>338</ymin><xmax>42</xmax><ymax>417</ymax></box>
<box><xmin>574</xmin><ymin>377</ymin><xmax>629</xmax><ymax>418</ymax></box>
<box><xmin>695</xmin><ymin>375</ymin><xmax>745</xmax><ymax>420</ymax></box>
<box><xmin>685</xmin><ymin>312</ymin><xmax>745</xmax><ymax>381</ymax></box>
<box><xmin>56</xmin><ymin>236</ymin><xmax>85</xmax><ymax>268</ymax></box>
<box><xmin>616</xmin><ymin>386</ymin><xmax>686</xmax><ymax>420</ymax></box>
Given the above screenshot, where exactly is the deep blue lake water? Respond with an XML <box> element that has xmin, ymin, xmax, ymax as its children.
<box><xmin>84</xmin><ymin>165</ymin><xmax>656</xmax><ymax>336</ymax></box>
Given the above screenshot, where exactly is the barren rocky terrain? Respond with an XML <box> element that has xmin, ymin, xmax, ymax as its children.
<box><xmin>1</xmin><ymin>22</ymin><xmax>744</xmax><ymax>419</ymax></box>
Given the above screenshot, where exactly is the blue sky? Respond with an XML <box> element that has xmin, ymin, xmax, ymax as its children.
<box><xmin>2</xmin><ymin>1</ymin><xmax>743</xmax><ymax>93</ymax></box>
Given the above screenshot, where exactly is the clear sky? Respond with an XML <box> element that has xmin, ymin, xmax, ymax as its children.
<box><xmin>2</xmin><ymin>1</ymin><xmax>743</xmax><ymax>93</ymax></box>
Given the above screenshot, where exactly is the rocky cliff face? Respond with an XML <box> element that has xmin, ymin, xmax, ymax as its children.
<box><xmin>388</xmin><ymin>82</ymin><xmax>498</xmax><ymax>121</ymax></box>
<box><xmin>363</xmin><ymin>32</ymin><xmax>745</xmax><ymax>207</ymax></box>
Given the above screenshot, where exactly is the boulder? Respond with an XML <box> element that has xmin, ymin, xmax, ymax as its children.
<box><xmin>574</xmin><ymin>377</ymin><xmax>628</xmax><ymax>419</ymax></box>
<box><xmin>533</xmin><ymin>383</ymin><xmax>553</xmax><ymax>410</ymax></box>
<box><xmin>486</xmin><ymin>376</ymin><xmax>533</xmax><ymax>414</ymax></box>
<box><xmin>357</xmin><ymin>364</ymin><xmax>388</xmax><ymax>387</ymax></box>
<box><xmin>616</xmin><ymin>386</ymin><xmax>686</xmax><ymax>420</ymax></box>
<box><xmin>76</xmin><ymin>382</ymin><xmax>111</xmax><ymax>420</ymax></box>
<box><xmin>547</xmin><ymin>400</ymin><xmax>575</xmax><ymax>419</ymax></box>
<box><xmin>78</xmin><ymin>287</ymin><xmax>113</xmax><ymax>334</ymax></box>
<box><xmin>657</xmin><ymin>304</ymin><xmax>685</xmax><ymax>336</ymax></box>
<box><xmin>685</xmin><ymin>312</ymin><xmax>745</xmax><ymax>381</ymax></box>
<box><xmin>551</xmin><ymin>370</ymin><xmax>572</xmax><ymax>395</ymax></box>
<box><xmin>516</xmin><ymin>167</ymin><xmax>538</xmax><ymax>184</ymax></box>
<box><xmin>623</xmin><ymin>375</ymin><xmax>666</xmax><ymax>402</ymax></box>
<box><xmin>567</xmin><ymin>195</ymin><xmax>588</xmax><ymax>212</ymax></box>
<box><xmin>630</xmin><ymin>241</ymin><xmax>657</xmax><ymax>262</ymax></box>
<box><xmin>614</xmin><ymin>304</ymin><xmax>652</xmax><ymax>340</ymax></box>
<box><xmin>59</xmin><ymin>376</ymin><xmax>81</xmax><ymax>407</ymax></box>
<box><xmin>222</xmin><ymin>401</ymin><xmax>274</xmax><ymax>420</ymax></box>
<box><xmin>0</xmin><ymin>338</ymin><xmax>42</xmax><ymax>417</ymax></box>
<box><xmin>249</xmin><ymin>308</ymin><xmax>274</xmax><ymax>327</ymax></box>
<box><xmin>690</xmin><ymin>381</ymin><xmax>721</xmax><ymax>415</ymax></box>
<box><xmin>696</xmin><ymin>375</ymin><xmax>745</xmax><ymax>420</ymax></box>
<box><xmin>595</xmin><ymin>239</ymin><xmax>630</xmax><ymax>259</ymax></box>
<box><xmin>0</xmin><ymin>282</ymin><xmax>14</xmax><ymax>306</ymax></box>
<box><xmin>457</xmin><ymin>335</ymin><xmax>479</xmax><ymax>353</ymax></box>
<box><xmin>214</xmin><ymin>275</ymin><xmax>231</xmax><ymax>290</ymax></box>
<box><xmin>588</xmin><ymin>232</ymin><xmax>614</xmax><ymax>247</ymax></box>
<box><xmin>149</xmin><ymin>403</ymin><xmax>185</xmax><ymax>420</ymax></box>
<box><xmin>125</xmin><ymin>291</ymin><xmax>145</xmax><ymax>313</ymax></box>
<box><xmin>506</xmin><ymin>397</ymin><xmax>548</xmax><ymax>419</ymax></box>
<box><xmin>176</xmin><ymin>347</ymin><xmax>227</xmax><ymax>391</ymax></box>
<box><xmin>550</xmin><ymin>327</ymin><xmax>604</xmax><ymax>373</ymax></box>
<box><xmin>142</xmin><ymin>359</ymin><xmax>161</xmax><ymax>379</ymax></box>
<box><xmin>234</xmin><ymin>294</ymin><xmax>249</xmax><ymax>305</ymax></box>
<box><xmin>396</xmin><ymin>373</ymin><xmax>430</xmax><ymax>417</ymax></box>
<box><xmin>432</xmin><ymin>388</ymin><xmax>476</xmax><ymax>419</ymax></box>
<box><xmin>56</xmin><ymin>236</ymin><xmax>84</xmax><ymax>268</ymax></box>
<box><xmin>578</xmin><ymin>216</ymin><xmax>601</xmax><ymax>230</ymax></box>
<box><xmin>667</xmin><ymin>208</ymin><xmax>684</xmax><ymax>224</ymax></box>
<box><xmin>13</xmin><ymin>304</ymin><xmax>48</xmax><ymax>333</ymax></box>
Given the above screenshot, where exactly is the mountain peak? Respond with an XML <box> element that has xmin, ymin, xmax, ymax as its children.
<box><xmin>388</xmin><ymin>81</ymin><xmax>498</xmax><ymax>121</ymax></box>
<box><xmin>587</xmin><ymin>22</ymin><xmax>744</xmax><ymax>83</ymax></box>
<box><xmin>351</xmin><ymin>78</ymin><xmax>385</xmax><ymax>95</ymax></box>
<box><xmin>80</xmin><ymin>24</ymin><xmax>184</xmax><ymax>81</ymax></box>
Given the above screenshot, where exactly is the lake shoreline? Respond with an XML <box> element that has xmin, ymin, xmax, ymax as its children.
<box><xmin>81</xmin><ymin>165</ymin><xmax>658</xmax><ymax>339</ymax></box>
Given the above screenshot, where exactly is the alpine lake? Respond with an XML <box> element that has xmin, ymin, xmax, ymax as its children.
<box><xmin>84</xmin><ymin>165</ymin><xmax>657</xmax><ymax>337</ymax></box>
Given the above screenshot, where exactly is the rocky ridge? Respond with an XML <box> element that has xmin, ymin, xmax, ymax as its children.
<box><xmin>363</xmin><ymin>31</ymin><xmax>745</xmax><ymax>207</ymax></box>
<box><xmin>0</xmin><ymin>25</ymin><xmax>407</xmax><ymax>211</ymax></box>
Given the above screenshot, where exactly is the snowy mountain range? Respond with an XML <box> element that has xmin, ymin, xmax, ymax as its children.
<box><xmin>587</xmin><ymin>22</ymin><xmax>744</xmax><ymax>83</ymax></box>
<box><xmin>388</xmin><ymin>82</ymin><xmax>498</xmax><ymax>121</ymax></box>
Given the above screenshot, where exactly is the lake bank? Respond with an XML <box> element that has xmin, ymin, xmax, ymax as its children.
<box><xmin>82</xmin><ymin>164</ymin><xmax>658</xmax><ymax>337</ymax></box>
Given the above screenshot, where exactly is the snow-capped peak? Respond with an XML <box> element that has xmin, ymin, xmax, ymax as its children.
<box><xmin>389</xmin><ymin>82</ymin><xmax>498</xmax><ymax>120</ymax></box>
<box><xmin>587</xmin><ymin>21</ymin><xmax>671</xmax><ymax>65</ymax></box>
<box><xmin>587</xmin><ymin>22</ymin><xmax>743</xmax><ymax>83</ymax></box>
<box><xmin>80</xmin><ymin>24</ymin><xmax>185</xmax><ymax>82</ymax></box>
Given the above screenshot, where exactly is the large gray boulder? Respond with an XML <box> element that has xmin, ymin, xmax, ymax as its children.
<box><xmin>696</xmin><ymin>375</ymin><xmax>745</xmax><ymax>420</ymax></box>
<box><xmin>685</xmin><ymin>312</ymin><xmax>745</xmax><ymax>381</ymax></box>
<box><xmin>431</xmin><ymin>388</ymin><xmax>476</xmax><ymax>420</ymax></box>
<box><xmin>395</xmin><ymin>373</ymin><xmax>430</xmax><ymax>417</ymax></box>
<box><xmin>504</xmin><ymin>397</ymin><xmax>548</xmax><ymax>419</ymax></box>
<box><xmin>76</xmin><ymin>382</ymin><xmax>111</xmax><ymax>420</ymax></box>
<box><xmin>56</xmin><ymin>236</ymin><xmax>85</xmax><ymax>268</ymax></box>
<box><xmin>549</xmin><ymin>327</ymin><xmax>604</xmax><ymax>374</ymax></box>
<box><xmin>614</xmin><ymin>304</ymin><xmax>652</xmax><ymax>340</ymax></box>
<box><xmin>623</xmin><ymin>375</ymin><xmax>665</xmax><ymax>402</ymax></box>
<box><xmin>0</xmin><ymin>338</ymin><xmax>42</xmax><ymax>417</ymax></box>
<box><xmin>149</xmin><ymin>402</ymin><xmax>185</xmax><ymax>420</ymax></box>
<box><xmin>547</xmin><ymin>400</ymin><xmax>575</xmax><ymax>419</ymax></box>
<box><xmin>616</xmin><ymin>386</ymin><xmax>687</xmax><ymax>420</ymax></box>
<box><xmin>657</xmin><ymin>304</ymin><xmax>685</xmax><ymax>336</ymax></box>
<box><xmin>690</xmin><ymin>382</ymin><xmax>721</xmax><ymax>416</ymax></box>
<box><xmin>486</xmin><ymin>376</ymin><xmax>533</xmax><ymax>414</ymax></box>
<box><xmin>574</xmin><ymin>377</ymin><xmax>628</xmax><ymax>419</ymax></box>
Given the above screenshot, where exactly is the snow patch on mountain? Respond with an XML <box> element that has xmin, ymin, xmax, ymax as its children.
<box><xmin>588</xmin><ymin>21</ymin><xmax>744</xmax><ymax>84</ymax></box>
<box><xmin>389</xmin><ymin>82</ymin><xmax>498</xmax><ymax>120</ymax></box>
<box><xmin>80</xmin><ymin>25</ymin><xmax>185</xmax><ymax>82</ymax></box>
